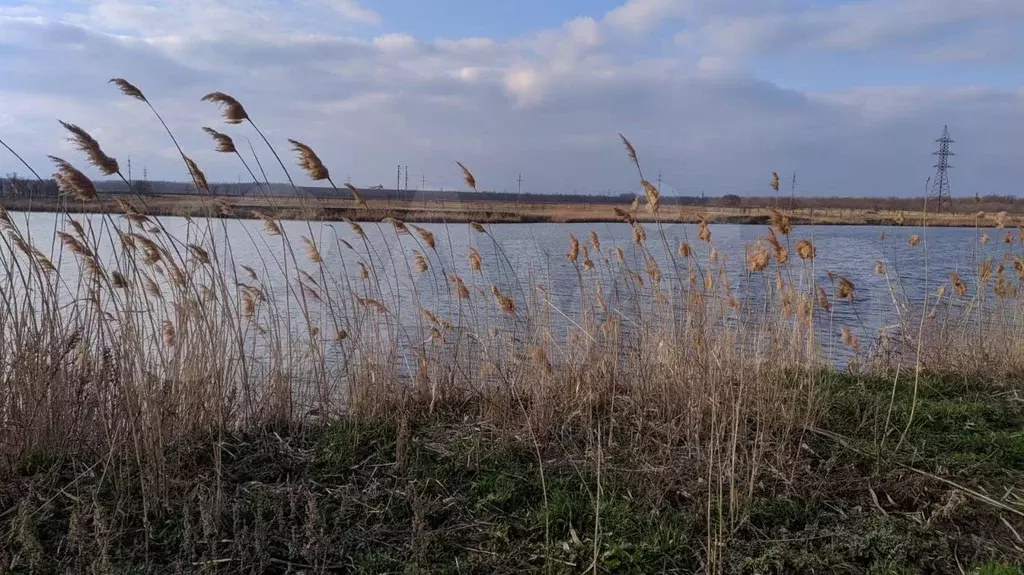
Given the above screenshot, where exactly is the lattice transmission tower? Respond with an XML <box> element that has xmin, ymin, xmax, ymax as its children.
<box><xmin>929</xmin><ymin>125</ymin><xmax>954</xmax><ymax>211</ymax></box>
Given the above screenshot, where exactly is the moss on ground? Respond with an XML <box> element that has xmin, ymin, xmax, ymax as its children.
<box><xmin>1</xmin><ymin>372</ymin><xmax>1022</xmax><ymax>573</ymax></box>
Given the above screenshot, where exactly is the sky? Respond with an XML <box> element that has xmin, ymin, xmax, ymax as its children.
<box><xmin>0</xmin><ymin>0</ymin><xmax>1022</xmax><ymax>197</ymax></box>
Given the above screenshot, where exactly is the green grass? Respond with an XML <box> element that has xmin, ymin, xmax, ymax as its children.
<box><xmin>2</xmin><ymin>372</ymin><xmax>1022</xmax><ymax>573</ymax></box>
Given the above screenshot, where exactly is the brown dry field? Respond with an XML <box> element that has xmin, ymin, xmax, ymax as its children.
<box><xmin>4</xmin><ymin>193</ymin><xmax>1022</xmax><ymax>228</ymax></box>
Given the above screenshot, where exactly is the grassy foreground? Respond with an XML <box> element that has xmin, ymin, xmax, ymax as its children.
<box><xmin>3</xmin><ymin>372</ymin><xmax>1022</xmax><ymax>574</ymax></box>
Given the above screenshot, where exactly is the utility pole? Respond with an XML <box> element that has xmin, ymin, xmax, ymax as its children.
<box><xmin>127</xmin><ymin>154</ymin><xmax>132</xmax><ymax>187</ymax></box>
<box><xmin>396</xmin><ymin>164</ymin><xmax>401</xmax><ymax>191</ymax></box>
<box><xmin>929</xmin><ymin>125</ymin><xmax>955</xmax><ymax>211</ymax></box>
<box><xmin>790</xmin><ymin>171</ymin><xmax>797</xmax><ymax>210</ymax></box>
<box><xmin>404</xmin><ymin>165</ymin><xmax>409</xmax><ymax>192</ymax></box>
<box><xmin>421</xmin><ymin>173</ymin><xmax>426</xmax><ymax>191</ymax></box>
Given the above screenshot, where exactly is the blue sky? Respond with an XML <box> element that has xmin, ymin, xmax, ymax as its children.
<box><xmin>0</xmin><ymin>0</ymin><xmax>1022</xmax><ymax>196</ymax></box>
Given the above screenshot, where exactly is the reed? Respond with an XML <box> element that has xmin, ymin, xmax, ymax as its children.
<box><xmin>1</xmin><ymin>81</ymin><xmax>1022</xmax><ymax>573</ymax></box>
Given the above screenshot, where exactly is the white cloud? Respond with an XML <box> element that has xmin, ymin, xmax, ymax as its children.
<box><xmin>373</xmin><ymin>33</ymin><xmax>416</xmax><ymax>51</ymax></box>
<box><xmin>604</xmin><ymin>0</ymin><xmax>686</xmax><ymax>33</ymax></box>
<box><xmin>684</xmin><ymin>0</ymin><xmax>1024</xmax><ymax>59</ymax></box>
<box><xmin>503</xmin><ymin>68</ymin><xmax>543</xmax><ymax>105</ymax></box>
<box><xmin>307</xmin><ymin>0</ymin><xmax>381</xmax><ymax>25</ymax></box>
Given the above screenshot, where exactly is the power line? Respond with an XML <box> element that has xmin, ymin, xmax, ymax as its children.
<box><xmin>929</xmin><ymin>125</ymin><xmax>955</xmax><ymax>211</ymax></box>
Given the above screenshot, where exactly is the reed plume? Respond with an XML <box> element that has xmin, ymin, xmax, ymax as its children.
<box><xmin>567</xmin><ymin>233</ymin><xmax>579</xmax><ymax>262</ymax></box>
<box><xmin>615</xmin><ymin>247</ymin><xmax>624</xmax><ymax>263</ymax></box>
<box><xmin>770</xmin><ymin>210</ymin><xmax>791</xmax><ymax>235</ymax></box>
<box><xmin>874</xmin><ymin>261</ymin><xmax>886</xmax><ymax>275</ymax></box>
<box><xmin>614</xmin><ymin>207</ymin><xmax>635</xmax><ymax>224</ymax></box>
<box><xmin>259</xmin><ymin>214</ymin><xmax>282</xmax><ymax>236</ymax></box>
<box><xmin>746</xmin><ymin>241</ymin><xmax>769</xmax><ymax>273</ymax></box>
<box><xmin>188</xmin><ymin>244</ymin><xmax>211</xmax><ymax>265</ymax></box>
<box><xmin>413</xmin><ymin>250</ymin><xmax>428</xmax><ymax>274</ymax></box>
<box><xmin>358</xmin><ymin>298</ymin><xmax>389</xmax><ymax>313</ymax></box>
<box><xmin>202</xmin><ymin>127</ymin><xmax>237</xmax><ymax>153</ymax></box>
<box><xmin>646</xmin><ymin>256</ymin><xmax>661</xmax><ymax>283</ymax></box>
<box><xmin>162</xmin><ymin>321</ymin><xmax>177</xmax><ymax>347</ymax></box>
<box><xmin>456</xmin><ymin>161</ymin><xmax>477</xmax><ymax>191</ymax></box>
<box><xmin>632</xmin><ymin>224</ymin><xmax>646</xmax><ymax>246</ymax></box>
<box><xmin>302</xmin><ymin>236</ymin><xmax>322</xmax><ymax>264</ymax></box>
<box><xmin>816</xmin><ymin>286</ymin><xmax>830</xmax><ymax>310</ymax></box>
<box><xmin>344</xmin><ymin>183</ymin><xmax>366</xmax><ymax>207</ymax></box>
<box><xmin>530</xmin><ymin>346</ymin><xmax>553</xmax><ymax>375</ymax></box>
<box><xmin>468</xmin><ymin>248</ymin><xmax>482</xmax><ymax>272</ymax></box>
<box><xmin>840</xmin><ymin>327</ymin><xmax>858</xmax><ymax>350</ymax></box>
<box><xmin>411</xmin><ymin>225</ymin><xmax>436</xmax><ymax>250</ymax></box>
<box><xmin>343</xmin><ymin>218</ymin><xmax>365</xmax><ymax>239</ymax></box>
<box><xmin>242</xmin><ymin>293</ymin><xmax>256</xmax><ymax>317</ymax></box>
<box><xmin>642</xmin><ymin>180</ymin><xmax>659</xmax><ymax>213</ymax></box>
<box><xmin>589</xmin><ymin>231</ymin><xmax>600</xmax><ymax>252</ymax></box>
<box><xmin>950</xmin><ymin>272</ymin><xmax>967</xmax><ymax>297</ymax></box>
<box><xmin>836</xmin><ymin>276</ymin><xmax>854</xmax><ymax>301</ymax></box>
<box><xmin>765</xmin><ymin>228</ymin><xmax>788</xmax><ymax>264</ymax></box>
<box><xmin>50</xmin><ymin>157</ymin><xmax>96</xmax><ymax>200</ymax></box>
<box><xmin>908</xmin><ymin>235</ymin><xmax>921</xmax><ymax>247</ymax></box>
<box><xmin>144</xmin><ymin>276</ymin><xmax>163</xmax><ymax>299</ymax></box>
<box><xmin>491</xmin><ymin>286</ymin><xmax>515</xmax><ymax>315</ymax></box>
<box><xmin>183</xmin><ymin>156</ymin><xmax>209</xmax><ymax>192</ymax></box>
<box><xmin>979</xmin><ymin>258</ymin><xmax>993</xmax><ymax>284</ymax></box>
<box><xmin>358</xmin><ymin>263</ymin><xmax>369</xmax><ymax>280</ymax></box>
<box><xmin>58</xmin><ymin>121</ymin><xmax>119</xmax><ymax>176</ymax></box>
<box><xmin>380</xmin><ymin>214</ymin><xmax>407</xmax><ymax>233</ymax></box>
<box><xmin>470</xmin><ymin>222</ymin><xmax>486</xmax><ymax>233</ymax></box>
<box><xmin>697</xmin><ymin>216</ymin><xmax>711</xmax><ymax>243</ymax></box>
<box><xmin>110</xmin><ymin>271</ymin><xmax>128</xmax><ymax>289</ymax></box>
<box><xmin>678</xmin><ymin>242</ymin><xmax>691</xmax><ymax>258</ymax></box>
<box><xmin>115</xmin><ymin>198</ymin><xmax>150</xmax><ymax>226</ymax></box>
<box><xmin>109</xmin><ymin>78</ymin><xmax>147</xmax><ymax>102</ymax></box>
<box><xmin>770</xmin><ymin>172</ymin><xmax>780</xmax><ymax>192</ymax></box>
<box><xmin>449</xmin><ymin>275</ymin><xmax>470</xmax><ymax>299</ymax></box>
<box><xmin>796</xmin><ymin>239</ymin><xmax>815</xmax><ymax>260</ymax></box>
<box><xmin>288</xmin><ymin>139</ymin><xmax>329</xmax><ymax>181</ymax></box>
<box><xmin>202</xmin><ymin>92</ymin><xmax>249</xmax><ymax>124</ymax></box>
<box><xmin>618</xmin><ymin>133</ymin><xmax>638</xmax><ymax>169</ymax></box>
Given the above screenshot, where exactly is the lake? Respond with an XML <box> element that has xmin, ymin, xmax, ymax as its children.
<box><xmin>4</xmin><ymin>211</ymin><xmax>1017</xmax><ymax>371</ymax></box>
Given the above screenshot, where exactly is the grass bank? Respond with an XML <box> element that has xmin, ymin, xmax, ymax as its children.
<box><xmin>3</xmin><ymin>372</ymin><xmax>1022</xmax><ymax>573</ymax></box>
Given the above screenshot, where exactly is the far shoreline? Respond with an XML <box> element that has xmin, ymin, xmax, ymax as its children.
<box><xmin>2</xmin><ymin>194</ymin><xmax>1020</xmax><ymax>229</ymax></box>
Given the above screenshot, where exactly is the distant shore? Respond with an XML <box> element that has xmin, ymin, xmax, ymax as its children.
<box><xmin>2</xmin><ymin>194</ymin><xmax>1020</xmax><ymax>228</ymax></box>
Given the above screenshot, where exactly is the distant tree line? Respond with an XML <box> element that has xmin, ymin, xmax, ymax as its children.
<box><xmin>2</xmin><ymin>175</ymin><xmax>1019</xmax><ymax>213</ymax></box>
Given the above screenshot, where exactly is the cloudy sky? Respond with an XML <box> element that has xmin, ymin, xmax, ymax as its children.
<box><xmin>0</xmin><ymin>0</ymin><xmax>1022</xmax><ymax>197</ymax></box>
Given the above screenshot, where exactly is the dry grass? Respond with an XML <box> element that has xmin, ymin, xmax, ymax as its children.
<box><xmin>1</xmin><ymin>79</ymin><xmax>1023</xmax><ymax>572</ymax></box>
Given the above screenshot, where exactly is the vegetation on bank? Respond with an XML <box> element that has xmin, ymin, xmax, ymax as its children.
<box><xmin>1</xmin><ymin>78</ymin><xmax>1023</xmax><ymax>572</ymax></box>
<box><xmin>0</xmin><ymin>193</ymin><xmax>1021</xmax><ymax>228</ymax></box>
<box><xmin>3</xmin><ymin>373</ymin><xmax>1023</xmax><ymax>573</ymax></box>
